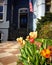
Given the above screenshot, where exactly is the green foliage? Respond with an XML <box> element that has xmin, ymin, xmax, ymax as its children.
<box><xmin>17</xmin><ymin>39</ymin><xmax>52</xmax><ymax>65</ymax></box>
<box><xmin>36</xmin><ymin>12</ymin><xmax>52</xmax><ymax>38</ymax></box>
<box><xmin>35</xmin><ymin>39</ymin><xmax>52</xmax><ymax>46</ymax></box>
<box><xmin>19</xmin><ymin>41</ymin><xmax>37</xmax><ymax>65</ymax></box>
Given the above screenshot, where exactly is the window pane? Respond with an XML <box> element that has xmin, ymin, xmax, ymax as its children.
<box><xmin>0</xmin><ymin>0</ymin><xmax>4</xmax><ymax>20</ymax></box>
<box><xmin>0</xmin><ymin>13</ymin><xmax>3</xmax><ymax>19</ymax></box>
<box><xmin>0</xmin><ymin>6</ymin><xmax>3</xmax><ymax>12</ymax></box>
<box><xmin>20</xmin><ymin>13</ymin><xmax>27</xmax><ymax>28</ymax></box>
<box><xmin>45</xmin><ymin>0</ymin><xmax>51</xmax><ymax>12</ymax></box>
<box><xmin>45</xmin><ymin>5</ymin><xmax>50</xmax><ymax>12</ymax></box>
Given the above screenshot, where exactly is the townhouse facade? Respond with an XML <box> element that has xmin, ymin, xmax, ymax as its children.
<box><xmin>0</xmin><ymin>0</ymin><xmax>52</xmax><ymax>42</ymax></box>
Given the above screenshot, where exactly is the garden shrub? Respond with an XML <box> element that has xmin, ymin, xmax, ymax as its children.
<box><xmin>36</xmin><ymin>12</ymin><xmax>52</xmax><ymax>38</ymax></box>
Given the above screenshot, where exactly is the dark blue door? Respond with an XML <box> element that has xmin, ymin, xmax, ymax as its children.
<box><xmin>7</xmin><ymin>0</ymin><xmax>29</xmax><ymax>40</ymax></box>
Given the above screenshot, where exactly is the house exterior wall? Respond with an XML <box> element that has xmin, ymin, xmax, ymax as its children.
<box><xmin>33</xmin><ymin>0</ymin><xmax>45</xmax><ymax>31</ymax></box>
<box><xmin>1</xmin><ymin>0</ymin><xmax>51</xmax><ymax>41</ymax></box>
<box><xmin>0</xmin><ymin>0</ymin><xmax>9</xmax><ymax>42</ymax></box>
<box><xmin>4</xmin><ymin>0</ymin><xmax>45</xmax><ymax>40</ymax></box>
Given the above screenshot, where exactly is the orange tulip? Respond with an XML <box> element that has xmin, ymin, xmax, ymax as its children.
<box><xmin>50</xmin><ymin>51</ymin><xmax>52</xmax><ymax>56</ymax></box>
<box><xmin>40</xmin><ymin>49</ymin><xmax>51</xmax><ymax>58</ymax></box>
<box><xmin>48</xmin><ymin>46</ymin><xmax>52</xmax><ymax>56</ymax></box>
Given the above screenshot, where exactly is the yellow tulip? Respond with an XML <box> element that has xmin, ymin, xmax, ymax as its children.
<box><xmin>23</xmin><ymin>40</ymin><xmax>26</xmax><ymax>45</ymax></box>
<box><xmin>16</xmin><ymin>37</ymin><xmax>23</xmax><ymax>44</ymax></box>
<box><xmin>26</xmin><ymin>36</ymin><xmax>29</xmax><ymax>41</ymax></box>
<box><xmin>29</xmin><ymin>31</ymin><xmax>37</xmax><ymax>39</ymax></box>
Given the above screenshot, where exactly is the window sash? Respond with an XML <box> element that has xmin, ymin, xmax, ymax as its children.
<box><xmin>0</xmin><ymin>0</ymin><xmax>4</xmax><ymax>21</ymax></box>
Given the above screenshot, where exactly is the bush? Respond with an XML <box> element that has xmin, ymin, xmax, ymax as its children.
<box><xmin>36</xmin><ymin>12</ymin><xmax>52</xmax><ymax>38</ymax></box>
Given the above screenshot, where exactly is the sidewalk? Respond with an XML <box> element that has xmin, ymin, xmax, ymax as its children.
<box><xmin>0</xmin><ymin>41</ymin><xmax>20</xmax><ymax>65</ymax></box>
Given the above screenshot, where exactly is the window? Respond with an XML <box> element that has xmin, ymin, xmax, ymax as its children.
<box><xmin>0</xmin><ymin>0</ymin><xmax>4</xmax><ymax>22</ymax></box>
<box><xmin>18</xmin><ymin>8</ymin><xmax>29</xmax><ymax>29</ymax></box>
<box><xmin>20</xmin><ymin>13</ymin><xmax>28</xmax><ymax>28</ymax></box>
<box><xmin>45</xmin><ymin>0</ymin><xmax>51</xmax><ymax>12</ymax></box>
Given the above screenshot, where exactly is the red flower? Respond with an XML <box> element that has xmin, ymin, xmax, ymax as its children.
<box><xmin>29</xmin><ymin>38</ymin><xmax>34</xmax><ymax>43</ymax></box>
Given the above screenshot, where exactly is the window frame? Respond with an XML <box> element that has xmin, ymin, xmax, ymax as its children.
<box><xmin>0</xmin><ymin>0</ymin><xmax>4</xmax><ymax>22</ymax></box>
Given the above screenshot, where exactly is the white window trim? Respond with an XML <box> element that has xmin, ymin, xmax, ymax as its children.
<box><xmin>0</xmin><ymin>1</ymin><xmax>4</xmax><ymax>22</ymax></box>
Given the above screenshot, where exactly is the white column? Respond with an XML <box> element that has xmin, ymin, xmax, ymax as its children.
<box><xmin>3</xmin><ymin>0</ymin><xmax>7</xmax><ymax>22</ymax></box>
<box><xmin>37</xmin><ymin>0</ymin><xmax>45</xmax><ymax>19</ymax></box>
<box><xmin>50</xmin><ymin>0</ymin><xmax>52</xmax><ymax>12</ymax></box>
<box><xmin>33</xmin><ymin>0</ymin><xmax>37</xmax><ymax>31</ymax></box>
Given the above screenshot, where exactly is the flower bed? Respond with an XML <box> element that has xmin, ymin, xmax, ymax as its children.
<box><xmin>16</xmin><ymin>31</ymin><xmax>52</xmax><ymax>65</ymax></box>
